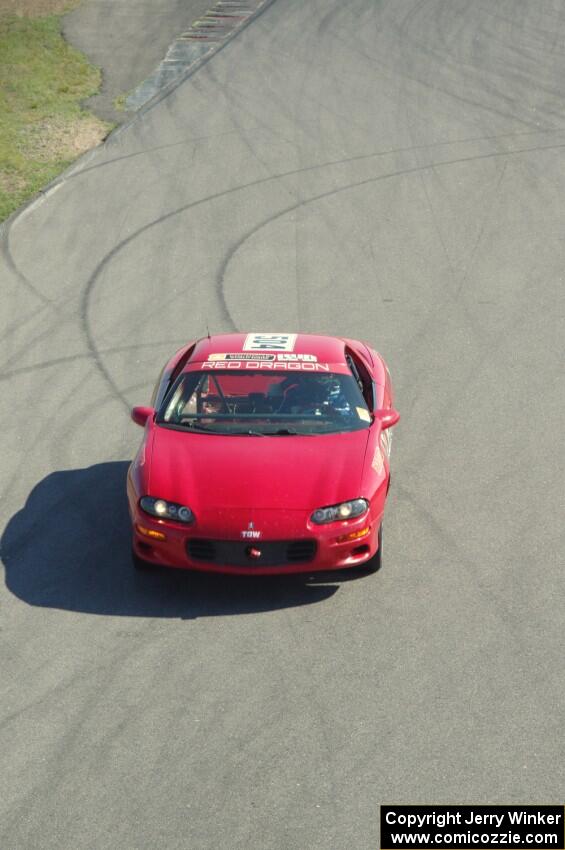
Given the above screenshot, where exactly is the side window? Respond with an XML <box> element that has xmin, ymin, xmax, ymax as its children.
<box><xmin>346</xmin><ymin>350</ymin><xmax>374</xmax><ymax>409</ymax></box>
<box><xmin>169</xmin><ymin>343</ymin><xmax>196</xmax><ymax>386</ymax></box>
<box><xmin>150</xmin><ymin>364</ymin><xmax>168</xmax><ymax>408</ymax></box>
<box><xmin>153</xmin><ymin>343</ymin><xmax>196</xmax><ymax>410</ymax></box>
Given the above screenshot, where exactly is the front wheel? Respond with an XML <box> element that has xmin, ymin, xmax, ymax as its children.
<box><xmin>360</xmin><ymin>524</ymin><xmax>383</xmax><ymax>574</ymax></box>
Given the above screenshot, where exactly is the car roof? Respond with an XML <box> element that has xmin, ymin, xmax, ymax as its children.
<box><xmin>189</xmin><ymin>332</ymin><xmax>349</xmax><ymax>364</ymax></box>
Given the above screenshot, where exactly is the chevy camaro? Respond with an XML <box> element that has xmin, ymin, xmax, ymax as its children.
<box><xmin>128</xmin><ymin>332</ymin><xmax>399</xmax><ymax>575</ymax></box>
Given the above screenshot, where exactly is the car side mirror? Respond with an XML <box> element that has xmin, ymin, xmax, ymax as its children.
<box><xmin>131</xmin><ymin>406</ymin><xmax>155</xmax><ymax>427</ymax></box>
<box><xmin>374</xmin><ymin>408</ymin><xmax>400</xmax><ymax>430</ymax></box>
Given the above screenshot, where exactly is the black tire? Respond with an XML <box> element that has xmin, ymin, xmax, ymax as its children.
<box><xmin>131</xmin><ymin>546</ymin><xmax>156</xmax><ymax>571</ymax></box>
<box><xmin>360</xmin><ymin>524</ymin><xmax>383</xmax><ymax>574</ymax></box>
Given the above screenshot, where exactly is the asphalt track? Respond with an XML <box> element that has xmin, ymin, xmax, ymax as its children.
<box><xmin>1</xmin><ymin>1</ymin><xmax>564</xmax><ymax>848</ymax></box>
<box><xmin>63</xmin><ymin>0</ymin><xmax>214</xmax><ymax>122</ymax></box>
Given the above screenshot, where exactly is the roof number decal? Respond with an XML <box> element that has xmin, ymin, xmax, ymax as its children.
<box><xmin>243</xmin><ymin>333</ymin><xmax>297</xmax><ymax>352</ymax></box>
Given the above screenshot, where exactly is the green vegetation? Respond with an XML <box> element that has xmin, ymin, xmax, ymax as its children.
<box><xmin>113</xmin><ymin>92</ymin><xmax>129</xmax><ymax>112</ymax></box>
<box><xmin>0</xmin><ymin>11</ymin><xmax>111</xmax><ymax>222</ymax></box>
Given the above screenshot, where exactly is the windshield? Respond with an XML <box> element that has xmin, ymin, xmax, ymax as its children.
<box><xmin>157</xmin><ymin>369</ymin><xmax>372</xmax><ymax>435</ymax></box>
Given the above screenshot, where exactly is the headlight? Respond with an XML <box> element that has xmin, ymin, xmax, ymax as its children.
<box><xmin>310</xmin><ymin>498</ymin><xmax>369</xmax><ymax>524</ymax></box>
<box><xmin>140</xmin><ymin>496</ymin><xmax>193</xmax><ymax>524</ymax></box>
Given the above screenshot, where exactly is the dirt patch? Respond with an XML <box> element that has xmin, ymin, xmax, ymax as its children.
<box><xmin>0</xmin><ymin>172</ymin><xmax>26</xmax><ymax>193</ymax></box>
<box><xmin>0</xmin><ymin>0</ymin><xmax>76</xmax><ymax>17</ymax></box>
<box><xmin>23</xmin><ymin>115</ymin><xmax>108</xmax><ymax>162</ymax></box>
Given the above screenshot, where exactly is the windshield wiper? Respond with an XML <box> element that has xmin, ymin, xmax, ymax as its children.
<box><xmin>266</xmin><ymin>427</ymin><xmax>314</xmax><ymax>436</ymax></box>
<box><xmin>175</xmin><ymin>421</ymin><xmax>218</xmax><ymax>433</ymax></box>
<box><xmin>226</xmin><ymin>429</ymin><xmax>267</xmax><ymax>436</ymax></box>
<box><xmin>163</xmin><ymin>423</ymin><xmax>311</xmax><ymax>436</ymax></box>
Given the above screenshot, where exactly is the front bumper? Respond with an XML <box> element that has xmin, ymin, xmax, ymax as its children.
<box><xmin>129</xmin><ymin>502</ymin><xmax>382</xmax><ymax>576</ymax></box>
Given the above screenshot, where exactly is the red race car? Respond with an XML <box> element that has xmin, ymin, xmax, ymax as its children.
<box><xmin>128</xmin><ymin>333</ymin><xmax>399</xmax><ymax>575</ymax></box>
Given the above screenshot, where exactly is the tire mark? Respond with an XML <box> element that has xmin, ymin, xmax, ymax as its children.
<box><xmin>418</xmin><ymin>167</ymin><xmax>458</xmax><ymax>285</ymax></box>
<box><xmin>332</xmin><ymin>0</ymin><xmax>547</xmax><ymax>131</ymax></box>
<box><xmin>82</xmin><ymin>137</ymin><xmax>565</xmax><ymax>408</ymax></box>
<box><xmin>59</xmin><ymin>127</ymin><xmax>263</xmax><ymax>184</ymax></box>
<box><xmin>0</xmin><ymin>340</ymin><xmax>187</xmax><ymax>382</ymax></box>
<box><xmin>454</xmin><ymin>159</ymin><xmax>508</xmax><ymax>297</ymax></box>
<box><xmin>214</xmin><ymin>141</ymin><xmax>565</xmax><ymax>327</ymax></box>
<box><xmin>0</xmin><ymin>303</ymin><xmax>51</xmax><ymax>344</ymax></box>
<box><xmin>1</xmin><ymin>221</ymin><xmax>54</xmax><ymax>307</ymax></box>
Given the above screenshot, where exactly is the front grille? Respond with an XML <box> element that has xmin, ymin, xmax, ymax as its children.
<box><xmin>186</xmin><ymin>538</ymin><xmax>317</xmax><ymax>567</ymax></box>
<box><xmin>187</xmin><ymin>539</ymin><xmax>216</xmax><ymax>561</ymax></box>
<box><xmin>286</xmin><ymin>540</ymin><xmax>317</xmax><ymax>562</ymax></box>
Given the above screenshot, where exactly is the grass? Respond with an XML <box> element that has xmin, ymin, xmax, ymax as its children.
<box><xmin>0</xmin><ymin>9</ymin><xmax>111</xmax><ymax>222</ymax></box>
<box><xmin>113</xmin><ymin>92</ymin><xmax>129</xmax><ymax>112</ymax></box>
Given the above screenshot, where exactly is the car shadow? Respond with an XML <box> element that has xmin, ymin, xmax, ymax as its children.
<box><xmin>1</xmin><ymin>461</ymin><xmax>346</xmax><ymax>618</ymax></box>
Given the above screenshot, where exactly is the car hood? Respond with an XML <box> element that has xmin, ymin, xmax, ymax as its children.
<box><xmin>148</xmin><ymin>425</ymin><xmax>370</xmax><ymax>511</ymax></box>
